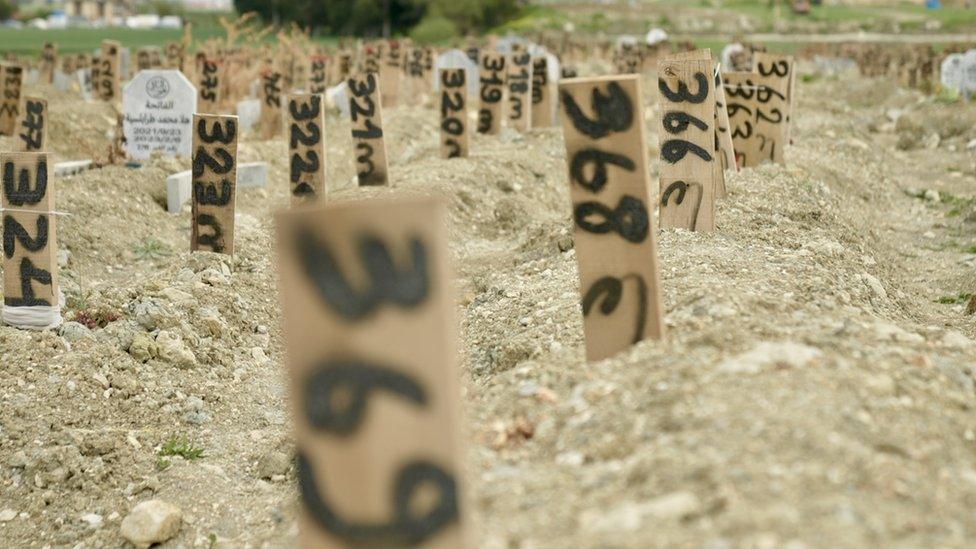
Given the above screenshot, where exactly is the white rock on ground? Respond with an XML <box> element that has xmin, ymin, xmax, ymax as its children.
<box><xmin>120</xmin><ymin>500</ymin><xmax>182</xmax><ymax>548</ymax></box>
<box><xmin>717</xmin><ymin>342</ymin><xmax>823</xmax><ymax>375</ymax></box>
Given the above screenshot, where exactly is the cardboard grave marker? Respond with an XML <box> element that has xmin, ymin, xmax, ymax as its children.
<box><xmin>434</xmin><ymin>49</ymin><xmax>479</xmax><ymax>96</ymax></box>
<box><xmin>165</xmin><ymin>42</ymin><xmax>185</xmax><ymax>71</ymax></box>
<box><xmin>477</xmin><ymin>52</ymin><xmax>506</xmax><ymax>135</ymax></box>
<box><xmin>380</xmin><ymin>40</ymin><xmax>402</xmax><ymax>107</ymax></box>
<box><xmin>196</xmin><ymin>55</ymin><xmax>222</xmax><ymax>113</ymax></box>
<box><xmin>123</xmin><ymin>70</ymin><xmax>197</xmax><ymax>161</ymax></box>
<box><xmin>336</xmin><ymin>51</ymin><xmax>353</xmax><ymax>83</ymax></box>
<box><xmin>40</xmin><ymin>42</ymin><xmax>57</xmax><ymax>84</ymax></box>
<box><xmin>713</xmin><ymin>65</ymin><xmax>737</xmax><ymax>178</ymax></box>
<box><xmin>531</xmin><ymin>56</ymin><xmax>556</xmax><ymax>128</ymax></box>
<box><xmin>439</xmin><ymin>69</ymin><xmax>469</xmax><ymax>159</ymax></box>
<box><xmin>259</xmin><ymin>69</ymin><xmax>284</xmax><ymax>139</ymax></box>
<box><xmin>1</xmin><ymin>152</ymin><xmax>60</xmax><ymax>323</ymax></box>
<box><xmin>558</xmin><ymin>75</ymin><xmax>665</xmax><ymax>361</ymax></box>
<box><xmin>275</xmin><ymin>196</ymin><xmax>467</xmax><ymax>548</ymax></box>
<box><xmin>286</xmin><ymin>93</ymin><xmax>327</xmax><ymax>203</ymax></box>
<box><xmin>15</xmin><ymin>97</ymin><xmax>46</xmax><ymax>152</ymax></box>
<box><xmin>99</xmin><ymin>40</ymin><xmax>122</xmax><ymax>102</ymax></box>
<box><xmin>507</xmin><ymin>51</ymin><xmax>532</xmax><ymax>132</ymax></box>
<box><xmin>168</xmin><ymin>162</ymin><xmax>266</xmax><ymax>213</ymax></box>
<box><xmin>190</xmin><ymin>114</ymin><xmax>238</xmax><ymax>254</ymax></box>
<box><xmin>90</xmin><ymin>55</ymin><xmax>100</xmax><ymax>99</ymax></box>
<box><xmin>752</xmin><ymin>52</ymin><xmax>795</xmax><ymax>143</ymax></box>
<box><xmin>347</xmin><ymin>73</ymin><xmax>389</xmax><ymax>186</ymax></box>
<box><xmin>405</xmin><ymin>46</ymin><xmax>426</xmax><ymax>105</ymax></box>
<box><xmin>723</xmin><ymin>71</ymin><xmax>787</xmax><ymax>167</ymax></box>
<box><xmin>657</xmin><ymin>55</ymin><xmax>716</xmax><ymax>232</ymax></box>
<box><xmin>309</xmin><ymin>55</ymin><xmax>329</xmax><ymax>94</ymax></box>
<box><xmin>0</xmin><ymin>63</ymin><xmax>24</xmax><ymax>135</ymax></box>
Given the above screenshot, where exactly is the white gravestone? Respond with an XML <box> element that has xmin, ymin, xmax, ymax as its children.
<box><xmin>941</xmin><ymin>50</ymin><xmax>976</xmax><ymax>99</ymax></box>
<box><xmin>123</xmin><ymin>70</ymin><xmax>197</xmax><ymax>161</ymax></box>
<box><xmin>236</xmin><ymin>99</ymin><xmax>261</xmax><ymax>132</ymax></box>
<box><xmin>434</xmin><ymin>49</ymin><xmax>479</xmax><ymax>95</ymax></box>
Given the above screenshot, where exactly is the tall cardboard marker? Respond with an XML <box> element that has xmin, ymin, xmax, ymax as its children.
<box><xmin>197</xmin><ymin>56</ymin><xmax>222</xmax><ymax>113</ymax></box>
<box><xmin>439</xmin><ymin>69</ymin><xmax>469</xmax><ymax>159</ymax></box>
<box><xmin>347</xmin><ymin>73</ymin><xmax>389</xmax><ymax>186</ymax></box>
<box><xmin>380</xmin><ymin>40</ymin><xmax>402</xmax><ymax>107</ymax></box>
<box><xmin>286</xmin><ymin>93</ymin><xmax>327</xmax><ymax>203</ymax></box>
<box><xmin>191</xmin><ymin>114</ymin><xmax>238</xmax><ymax>254</ymax></box>
<box><xmin>723</xmin><ymin>71</ymin><xmax>787</xmax><ymax>167</ymax></box>
<box><xmin>531</xmin><ymin>56</ymin><xmax>556</xmax><ymax>128</ymax></box>
<box><xmin>15</xmin><ymin>97</ymin><xmax>46</xmax><ymax>152</ymax></box>
<box><xmin>275</xmin><ymin>197</ymin><xmax>468</xmax><ymax>548</ymax></box>
<box><xmin>40</xmin><ymin>42</ymin><xmax>57</xmax><ymax>84</ymax></box>
<box><xmin>657</xmin><ymin>56</ymin><xmax>716</xmax><ymax>232</ymax></box>
<box><xmin>559</xmin><ymin>75</ymin><xmax>665</xmax><ymax>361</ymax></box>
<box><xmin>0</xmin><ymin>63</ymin><xmax>24</xmax><ymax>136</ymax></box>
<box><xmin>99</xmin><ymin>40</ymin><xmax>122</xmax><ymax>102</ymax></box>
<box><xmin>752</xmin><ymin>52</ymin><xmax>796</xmax><ymax>143</ymax></box>
<box><xmin>713</xmin><ymin>64</ymin><xmax>737</xmax><ymax>179</ymax></box>
<box><xmin>310</xmin><ymin>55</ymin><xmax>329</xmax><ymax>94</ymax></box>
<box><xmin>259</xmin><ymin>69</ymin><xmax>284</xmax><ymax>140</ymax></box>
<box><xmin>507</xmin><ymin>51</ymin><xmax>532</xmax><ymax>132</ymax></box>
<box><xmin>477</xmin><ymin>52</ymin><xmax>506</xmax><ymax>135</ymax></box>
<box><xmin>1</xmin><ymin>152</ymin><xmax>61</xmax><ymax>328</ymax></box>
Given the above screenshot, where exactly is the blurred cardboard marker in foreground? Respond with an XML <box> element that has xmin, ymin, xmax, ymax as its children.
<box><xmin>657</xmin><ymin>53</ymin><xmax>716</xmax><ymax>232</ymax></box>
<box><xmin>275</xmin><ymin>197</ymin><xmax>468</xmax><ymax>548</ymax></box>
<box><xmin>190</xmin><ymin>114</ymin><xmax>238</xmax><ymax>255</ymax></box>
<box><xmin>558</xmin><ymin>75</ymin><xmax>665</xmax><ymax>361</ymax></box>
<box><xmin>286</xmin><ymin>93</ymin><xmax>327</xmax><ymax>203</ymax></box>
<box><xmin>1</xmin><ymin>152</ymin><xmax>61</xmax><ymax>329</ymax></box>
<box><xmin>439</xmin><ymin>68</ymin><xmax>469</xmax><ymax>159</ymax></box>
<box><xmin>347</xmin><ymin>72</ymin><xmax>389</xmax><ymax>186</ymax></box>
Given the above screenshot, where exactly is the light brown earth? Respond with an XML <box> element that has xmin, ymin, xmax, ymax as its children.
<box><xmin>3</xmin><ymin>61</ymin><xmax>976</xmax><ymax>548</ymax></box>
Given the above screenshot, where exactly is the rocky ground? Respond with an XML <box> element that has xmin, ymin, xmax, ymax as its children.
<box><xmin>3</xmin><ymin>60</ymin><xmax>976</xmax><ymax>548</ymax></box>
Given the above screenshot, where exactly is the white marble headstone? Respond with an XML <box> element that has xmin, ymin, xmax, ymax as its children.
<box><xmin>236</xmin><ymin>99</ymin><xmax>261</xmax><ymax>132</ymax></box>
<box><xmin>941</xmin><ymin>50</ymin><xmax>976</xmax><ymax>98</ymax></box>
<box><xmin>122</xmin><ymin>70</ymin><xmax>197</xmax><ymax>161</ymax></box>
<box><xmin>76</xmin><ymin>68</ymin><xmax>92</xmax><ymax>102</ymax></box>
<box><xmin>434</xmin><ymin>49</ymin><xmax>479</xmax><ymax>95</ymax></box>
<box><xmin>721</xmin><ymin>43</ymin><xmax>746</xmax><ymax>71</ymax></box>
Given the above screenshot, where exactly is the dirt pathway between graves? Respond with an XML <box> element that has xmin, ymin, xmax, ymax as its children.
<box><xmin>3</xmin><ymin>64</ymin><xmax>976</xmax><ymax>548</ymax></box>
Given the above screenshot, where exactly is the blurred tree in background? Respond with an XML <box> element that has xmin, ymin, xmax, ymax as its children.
<box><xmin>232</xmin><ymin>0</ymin><xmax>521</xmax><ymax>40</ymax></box>
<box><xmin>0</xmin><ymin>0</ymin><xmax>13</xmax><ymax>21</ymax></box>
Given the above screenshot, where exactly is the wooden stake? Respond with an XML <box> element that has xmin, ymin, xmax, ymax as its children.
<box><xmin>196</xmin><ymin>55</ymin><xmax>222</xmax><ymax>113</ymax></box>
<box><xmin>380</xmin><ymin>40</ymin><xmax>402</xmax><ymax>107</ymax></box>
<box><xmin>190</xmin><ymin>114</ymin><xmax>238</xmax><ymax>254</ymax></box>
<box><xmin>531</xmin><ymin>56</ymin><xmax>556</xmax><ymax>128</ymax></box>
<box><xmin>259</xmin><ymin>69</ymin><xmax>283</xmax><ymax>139</ymax></box>
<box><xmin>723</xmin><ymin>71</ymin><xmax>788</xmax><ymax>167</ymax></box>
<box><xmin>15</xmin><ymin>97</ymin><xmax>46</xmax><ymax>152</ymax></box>
<box><xmin>657</xmin><ymin>56</ymin><xmax>716</xmax><ymax>232</ymax></box>
<box><xmin>275</xmin><ymin>196</ymin><xmax>467</xmax><ymax>549</ymax></box>
<box><xmin>477</xmin><ymin>52</ymin><xmax>506</xmax><ymax>135</ymax></box>
<box><xmin>559</xmin><ymin>75</ymin><xmax>665</xmax><ymax>361</ymax></box>
<box><xmin>309</xmin><ymin>55</ymin><xmax>329</xmax><ymax>94</ymax></box>
<box><xmin>0</xmin><ymin>63</ymin><xmax>23</xmax><ymax>135</ymax></box>
<box><xmin>98</xmin><ymin>40</ymin><xmax>122</xmax><ymax>103</ymax></box>
<box><xmin>286</xmin><ymin>93</ymin><xmax>327</xmax><ymax>203</ymax></box>
<box><xmin>40</xmin><ymin>42</ymin><xmax>57</xmax><ymax>84</ymax></box>
<box><xmin>439</xmin><ymin>69</ymin><xmax>469</xmax><ymax>159</ymax></box>
<box><xmin>507</xmin><ymin>51</ymin><xmax>532</xmax><ymax>132</ymax></box>
<box><xmin>1</xmin><ymin>152</ymin><xmax>59</xmax><ymax>309</ymax></box>
<box><xmin>347</xmin><ymin>72</ymin><xmax>389</xmax><ymax>186</ymax></box>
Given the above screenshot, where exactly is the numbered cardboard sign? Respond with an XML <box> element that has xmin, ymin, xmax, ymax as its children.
<box><xmin>559</xmin><ymin>75</ymin><xmax>666</xmax><ymax>361</ymax></box>
<box><xmin>286</xmin><ymin>93</ymin><xmax>327</xmax><ymax>203</ymax></box>
<box><xmin>15</xmin><ymin>97</ymin><xmax>46</xmax><ymax>152</ymax></box>
<box><xmin>507</xmin><ymin>51</ymin><xmax>532</xmax><ymax>132</ymax></box>
<box><xmin>713</xmin><ymin>65</ymin><xmax>737</xmax><ymax>178</ymax></box>
<box><xmin>191</xmin><ymin>114</ymin><xmax>238</xmax><ymax>254</ymax></box>
<box><xmin>0</xmin><ymin>63</ymin><xmax>24</xmax><ymax>135</ymax></box>
<box><xmin>2</xmin><ymin>152</ymin><xmax>59</xmax><ymax>310</ymax></box>
<box><xmin>439</xmin><ymin>69</ymin><xmax>469</xmax><ymax>159</ymax></box>
<box><xmin>752</xmin><ymin>53</ymin><xmax>795</xmax><ymax>143</ymax></box>
<box><xmin>196</xmin><ymin>55</ymin><xmax>222</xmax><ymax>113</ymax></box>
<box><xmin>40</xmin><ymin>42</ymin><xmax>57</xmax><ymax>84</ymax></box>
<box><xmin>275</xmin><ymin>197</ymin><xmax>468</xmax><ymax>549</ymax></box>
<box><xmin>309</xmin><ymin>55</ymin><xmax>329</xmax><ymax>94</ymax></box>
<box><xmin>477</xmin><ymin>52</ymin><xmax>506</xmax><ymax>135</ymax></box>
<box><xmin>531</xmin><ymin>56</ymin><xmax>556</xmax><ymax>128</ymax></box>
<box><xmin>259</xmin><ymin>70</ymin><xmax>283</xmax><ymax>139</ymax></box>
<box><xmin>657</xmin><ymin>55</ymin><xmax>716</xmax><ymax>232</ymax></box>
<box><xmin>723</xmin><ymin>71</ymin><xmax>788</xmax><ymax>167</ymax></box>
<box><xmin>347</xmin><ymin>72</ymin><xmax>389</xmax><ymax>186</ymax></box>
<box><xmin>99</xmin><ymin>40</ymin><xmax>122</xmax><ymax>102</ymax></box>
<box><xmin>380</xmin><ymin>40</ymin><xmax>402</xmax><ymax>107</ymax></box>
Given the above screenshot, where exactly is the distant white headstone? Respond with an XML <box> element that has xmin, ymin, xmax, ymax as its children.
<box><xmin>434</xmin><ymin>49</ymin><xmax>479</xmax><ymax>95</ymax></box>
<box><xmin>122</xmin><ymin>70</ymin><xmax>197</xmax><ymax>161</ymax></box>
<box><xmin>236</xmin><ymin>99</ymin><xmax>261</xmax><ymax>132</ymax></box>
<box><xmin>77</xmin><ymin>68</ymin><xmax>92</xmax><ymax>102</ymax></box>
<box><xmin>645</xmin><ymin>28</ymin><xmax>668</xmax><ymax>45</ymax></box>
<box><xmin>327</xmin><ymin>81</ymin><xmax>350</xmax><ymax>118</ymax></box>
<box><xmin>721</xmin><ymin>43</ymin><xmax>745</xmax><ymax>71</ymax></box>
<box><xmin>941</xmin><ymin>50</ymin><xmax>976</xmax><ymax>98</ymax></box>
<box><xmin>53</xmin><ymin>70</ymin><xmax>71</xmax><ymax>92</ymax></box>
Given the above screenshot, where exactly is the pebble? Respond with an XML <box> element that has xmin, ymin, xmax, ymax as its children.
<box><xmin>80</xmin><ymin>513</ymin><xmax>103</xmax><ymax>527</ymax></box>
<box><xmin>580</xmin><ymin>491</ymin><xmax>702</xmax><ymax>533</ymax></box>
<box><xmin>255</xmin><ymin>450</ymin><xmax>291</xmax><ymax>479</ymax></box>
<box><xmin>59</xmin><ymin>322</ymin><xmax>94</xmax><ymax>343</ymax></box>
<box><xmin>120</xmin><ymin>500</ymin><xmax>182</xmax><ymax>548</ymax></box>
<box><xmin>0</xmin><ymin>509</ymin><xmax>16</xmax><ymax>522</ymax></box>
<box><xmin>155</xmin><ymin>331</ymin><xmax>197</xmax><ymax>368</ymax></box>
<box><xmin>717</xmin><ymin>342</ymin><xmax>823</xmax><ymax>375</ymax></box>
